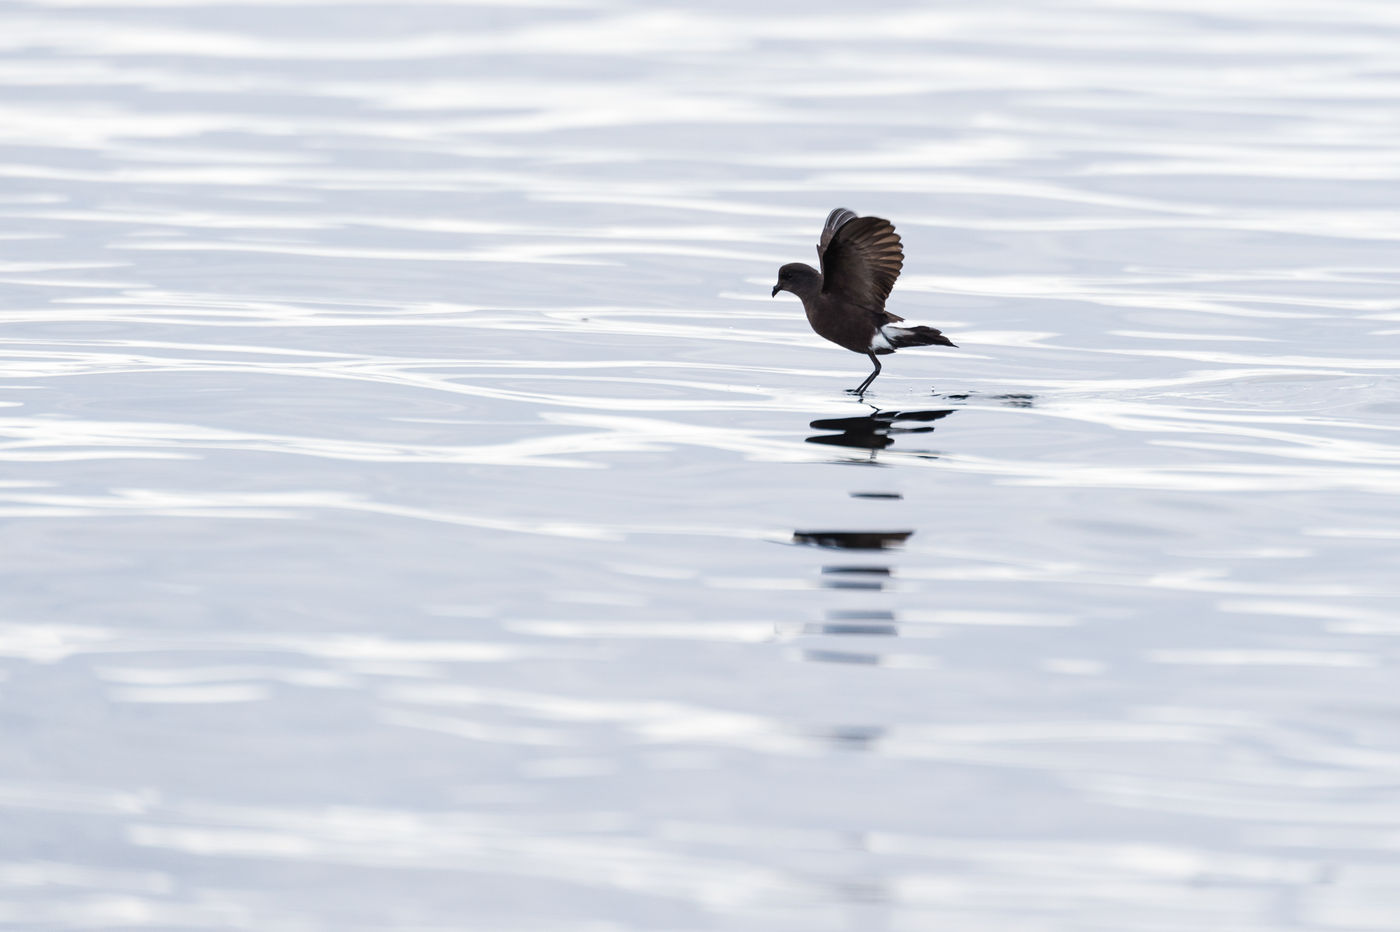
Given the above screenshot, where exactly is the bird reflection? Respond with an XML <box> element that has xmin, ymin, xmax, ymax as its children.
<box><xmin>802</xmin><ymin>649</ymin><xmax>882</xmax><ymax>666</ymax></box>
<box><xmin>820</xmin><ymin>725</ymin><xmax>886</xmax><ymax>751</ymax></box>
<box><xmin>793</xmin><ymin>407</ymin><xmax>914</xmax><ymax>674</ymax></box>
<box><xmin>806</xmin><ymin>407</ymin><xmax>955</xmax><ymax>452</ymax></box>
<box><xmin>938</xmin><ymin>391</ymin><xmax>1035</xmax><ymax>408</ymax></box>
<box><xmin>805</xmin><ymin>620</ymin><xmax>899</xmax><ymax>636</ymax></box>
<box><xmin>792</xmin><ymin>530</ymin><xmax>911</xmax><ymax>550</ymax></box>
<box><xmin>790</xmin><ymin>393</ymin><xmax>1039</xmax><ymax>728</ymax></box>
<box><xmin>821</xmin><ymin>566</ymin><xmax>890</xmax><ymax>590</ymax></box>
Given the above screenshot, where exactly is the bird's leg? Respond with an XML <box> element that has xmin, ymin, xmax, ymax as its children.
<box><xmin>847</xmin><ymin>352</ymin><xmax>882</xmax><ymax>395</ymax></box>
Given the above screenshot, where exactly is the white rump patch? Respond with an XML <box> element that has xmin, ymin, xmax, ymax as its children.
<box><xmin>871</xmin><ymin>326</ymin><xmax>900</xmax><ymax>351</ymax></box>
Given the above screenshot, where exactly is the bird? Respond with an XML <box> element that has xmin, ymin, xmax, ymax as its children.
<box><xmin>772</xmin><ymin>208</ymin><xmax>955</xmax><ymax>395</ymax></box>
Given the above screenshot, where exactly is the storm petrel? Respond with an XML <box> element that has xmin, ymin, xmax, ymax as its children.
<box><xmin>772</xmin><ymin>208</ymin><xmax>955</xmax><ymax>395</ymax></box>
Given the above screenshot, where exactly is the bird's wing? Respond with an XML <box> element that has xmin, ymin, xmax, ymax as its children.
<box><xmin>818</xmin><ymin>212</ymin><xmax>903</xmax><ymax>311</ymax></box>
<box><xmin>817</xmin><ymin>207</ymin><xmax>858</xmax><ymax>258</ymax></box>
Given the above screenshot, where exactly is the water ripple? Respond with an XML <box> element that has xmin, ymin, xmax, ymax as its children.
<box><xmin>3</xmin><ymin>0</ymin><xmax>1400</xmax><ymax>928</ymax></box>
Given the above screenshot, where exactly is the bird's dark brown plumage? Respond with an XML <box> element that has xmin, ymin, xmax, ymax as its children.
<box><xmin>772</xmin><ymin>208</ymin><xmax>955</xmax><ymax>394</ymax></box>
<box><xmin>819</xmin><ymin>213</ymin><xmax>903</xmax><ymax>312</ymax></box>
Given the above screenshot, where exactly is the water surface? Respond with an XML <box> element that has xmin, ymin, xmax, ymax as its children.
<box><xmin>2</xmin><ymin>0</ymin><xmax>1400</xmax><ymax>928</ymax></box>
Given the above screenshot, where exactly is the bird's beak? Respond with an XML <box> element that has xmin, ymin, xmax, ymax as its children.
<box><xmin>771</xmin><ymin>284</ymin><xmax>781</xmax><ymax>297</ymax></box>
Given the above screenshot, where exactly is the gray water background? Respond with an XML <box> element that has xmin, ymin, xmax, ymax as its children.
<box><xmin>2</xmin><ymin>0</ymin><xmax>1400</xmax><ymax>928</ymax></box>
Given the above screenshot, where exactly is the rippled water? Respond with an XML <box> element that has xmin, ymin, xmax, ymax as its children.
<box><xmin>3</xmin><ymin>0</ymin><xmax>1400</xmax><ymax>928</ymax></box>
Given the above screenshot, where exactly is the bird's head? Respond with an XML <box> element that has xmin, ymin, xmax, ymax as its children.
<box><xmin>772</xmin><ymin>262</ymin><xmax>819</xmax><ymax>298</ymax></box>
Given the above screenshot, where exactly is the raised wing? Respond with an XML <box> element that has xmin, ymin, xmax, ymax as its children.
<box><xmin>817</xmin><ymin>207</ymin><xmax>858</xmax><ymax>257</ymax></box>
<box><xmin>818</xmin><ymin>211</ymin><xmax>903</xmax><ymax>311</ymax></box>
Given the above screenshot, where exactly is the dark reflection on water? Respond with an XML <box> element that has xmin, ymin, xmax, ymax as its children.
<box><xmin>803</xmin><ymin>649</ymin><xmax>882</xmax><ymax>666</ymax></box>
<box><xmin>822</xmin><ymin>578</ymin><xmax>884</xmax><ymax>590</ymax></box>
<box><xmin>821</xmin><ymin>725</ymin><xmax>886</xmax><ymax>751</ymax></box>
<box><xmin>806</xmin><ymin>407</ymin><xmax>956</xmax><ymax>452</ymax></box>
<box><xmin>792</xmin><ymin>395</ymin><xmax>1037</xmax><ymax>702</ymax></box>
<box><xmin>793</xmin><ymin>401</ymin><xmax>921</xmax><ymax>671</ymax></box>
<box><xmin>827</xmin><ymin>610</ymin><xmax>897</xmax><ymax>622</ymax></box>
<box><xmin>821</xmin><ymin>565</ymin><xmax>890</xmax><ymax>590</ymax></box>
<box><xmin>792</xmin><ymin>530</ymin><xmax>912</xmax><ymax>550</ymax></box>
<box><xmin>805</xmin><ymin>622</ymin><xmax>899</xmax><ymax>636</ymax></box>
<box><xmin>937</xmin><ymin>392</ymin><xmax>1037</xmax><ymax>408</ymax></box>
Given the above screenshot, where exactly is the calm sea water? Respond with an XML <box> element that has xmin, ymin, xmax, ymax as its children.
<box><xmin>2</xmin><ymin>1</ymin><xmax>1400</xmax><ymax>929</ymax></box>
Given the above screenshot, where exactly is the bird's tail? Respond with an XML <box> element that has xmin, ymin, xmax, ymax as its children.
<box><xmin>885</xmin><ymin>325</ymin><xmax>956</xmax><ymax>349</ymax></box>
